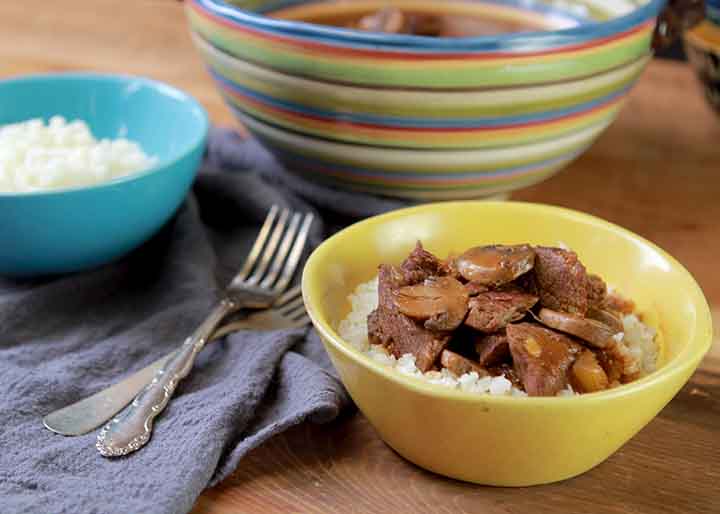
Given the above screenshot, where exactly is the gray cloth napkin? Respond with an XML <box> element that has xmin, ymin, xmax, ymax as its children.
<box><xmin>0</xmin><ymin>128</ymin><xmax>406</xmax><ymax>514</ymax></box>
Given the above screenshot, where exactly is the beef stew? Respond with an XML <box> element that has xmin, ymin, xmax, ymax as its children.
<box><xmin>366</xmin><ymin>242</ymin><xmax>648</xmax><ymax>396</ymax></box>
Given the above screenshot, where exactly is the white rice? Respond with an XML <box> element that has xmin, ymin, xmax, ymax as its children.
<box><xmin>338</xmin><ymin>277</ymin><xmax>658</xmax><ymax>397</ymax></box>
<box><xmin>0</xmin><ymin>116</ymin><xmax>157</xmax><ymax>193</ymax></box>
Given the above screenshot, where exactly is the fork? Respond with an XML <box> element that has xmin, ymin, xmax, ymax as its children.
<box><xmin>213</xmin><ymin>288</ymin><xmax>310</xmax><ymax>335</ymax></box>
<box><xmin>95</xmin><ymin>206</ymin><xmax>314</xmax><ymax>457</ymax></box>
<box><xmin>42</xmin><ymin>286</ymin><xmax>309</xmax><ymax>437</ymax></box>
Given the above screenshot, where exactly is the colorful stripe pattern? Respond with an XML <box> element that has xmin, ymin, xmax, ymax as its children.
<box><xmin>186</xmin><ymin>0</ymin><xmax>663</xmax><ymax>199</ymax></box>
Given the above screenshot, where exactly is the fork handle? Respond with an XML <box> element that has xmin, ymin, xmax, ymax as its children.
<box><xmin>96</xmin><ymin>299</ymin><xmax>237</xmax><ymax>457</ymax></box>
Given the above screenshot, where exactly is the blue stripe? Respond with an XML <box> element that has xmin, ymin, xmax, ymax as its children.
<box><xmin>193</xmin><ymin>0</ymin><xmax>663</xmax><ymax>53</ymax></box>
<box><xmin>245</xmin><ymin>130</ymin><xmax>589</xmax><ymax>181</ymax></box>
<box><xmin>275</xmin><ymin>146</ymin><xmax>586</xmax><ymax>182</ymax></box>
<box><xmin>211</xmin><ymin>69</ymin><xmax>631</xmax><ymax>128</ymax></box>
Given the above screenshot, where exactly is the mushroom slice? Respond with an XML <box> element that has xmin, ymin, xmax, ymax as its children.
<box><xmin>537</xmin><ymin>308</ymin><xmax>619</xmax><ymax>348</ymax></box>
<box><xmin>454</xmin><ymin>244</ymin><xmax>535</xmax><ymax>286</ymax></box>
<box><xmin>440</xmin><ymin>350</ymin><xmax>489</xmax><ymax>378</ymax></box>
<box><xmin>571</xmin><ymin>350</ymin><xmax>609</xmax><ymax>393</ymax></box>
<box><xmin>393</xmin><ymin>276</ymin><xmax>469</xmax><ymax>332</ymax></box>
<box><xmin>586</xmin><ymin>306</ymin><xmax>624</xmax><ymax>334</ymax></box>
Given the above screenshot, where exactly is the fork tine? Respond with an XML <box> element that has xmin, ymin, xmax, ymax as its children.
<box><xmin>232</xmin><ymin>205</ymin><xmax>278</xmax><ymax>284</ymax></box>
<box><xmin>260</xmin><ymin>212</ymin><xmax>301</xmax><ymax>289</ymax></box>
<box><xmin>291</xmin><ymin>315</ymin><xmax>311</xmax><ymax>328</ymax></box>
<box><xmin>211</xmin><ymin>322</ymin><xmax>245</xmax><ymax>341</ymax></box>
<box><xmin>278</xmin><ymin>296</ymin><xmax>304</xmax><ymax>316</ymax></box>
<box><xmin>285</xmin><ymin>305</ymin><xmax>308</xmax><ymax>320</ymax></box>
<box><xmin>245</xmin><ymin>208</ymin><xmax>290</xmax><ymax>285</ymax></box>
<box><xmin>274</xmin><ymin>285</ymin><xmax>302</xmax><ymax>307</ymax></box>
<box><xmin>273</xmin><ymin>212</ymin><xmax>314</xmax><ymax>294</ymax></box>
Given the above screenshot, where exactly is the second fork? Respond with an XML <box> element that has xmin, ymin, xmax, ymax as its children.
<box><xmin>96</xmin><ymin>205</ymin><xmax>313</xmax><ymax>457</ymax></box>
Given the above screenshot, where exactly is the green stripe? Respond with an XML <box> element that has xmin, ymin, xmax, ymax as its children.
<box><xmin>226</xmin><ymin>93</ymin><xmax>621</xmax><ymax>149</ymax></box>
<box><xmin>288</xmin><ymin>164</ymin><xmax>565</xmax><ymax>193</ymax></box>
<box><xmin>205</xmin><ymin>49</ymin><xmax>644</xmax><ymax>118</ymax></box>
<box><xmin>245</xmin><ymin>118</ymin><xmax>606</xmax><ymax>172</ymax></box>
<box><xmin>190</xmin><ymin>11</ymin><xmax>652</xmax><ymax>88</ymax></box>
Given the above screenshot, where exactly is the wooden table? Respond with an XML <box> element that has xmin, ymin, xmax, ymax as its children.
<box><xmin>3</xmin><ymin>2</ymin><xmax>718</xmax><ymax>513</ymax></box>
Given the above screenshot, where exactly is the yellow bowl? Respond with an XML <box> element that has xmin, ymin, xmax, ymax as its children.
<box><xmin>302</xmin><ymin>201</ymin><xmax>712</xmax><ymax>486</ymax></box>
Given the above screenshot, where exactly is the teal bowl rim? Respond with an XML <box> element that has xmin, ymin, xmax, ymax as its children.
<box><xmin>0</xmin><ymin>72</ymin><xmax>209</xmax><ymax>199</ymax></box>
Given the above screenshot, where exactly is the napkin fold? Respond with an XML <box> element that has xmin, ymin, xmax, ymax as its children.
<box><xmin>0</xmin><ymin>128</ymin><xmax>405</xmax><ymax>514</ymax></box>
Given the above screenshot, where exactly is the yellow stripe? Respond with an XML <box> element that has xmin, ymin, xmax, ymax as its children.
<box><xmin>226</xmin><ymin>91</ymin><xmax>622</xmax><ymax>149</ymax></box>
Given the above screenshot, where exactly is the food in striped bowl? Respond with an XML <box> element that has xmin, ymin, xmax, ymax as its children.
<box><xmin>186</xmin><ymin>0</ymin><xmax>666</xmax><ymax>200</ymax></box>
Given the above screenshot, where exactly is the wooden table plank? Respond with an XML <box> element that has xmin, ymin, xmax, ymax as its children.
<box><xmin>0</xmin><ymin>0</ymin><xmax>236</xmax><ymax>127</ymax></box>
<box><xmin>2</xmin><ymin>2</ymin><xmax>718</xmax><ymax>513</ymax></box>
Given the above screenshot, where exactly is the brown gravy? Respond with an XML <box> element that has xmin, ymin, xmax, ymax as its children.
<box><xmin>270</xmin><ymin>1</ymin><xmax>550</xmax><ymax>37</ymax></box>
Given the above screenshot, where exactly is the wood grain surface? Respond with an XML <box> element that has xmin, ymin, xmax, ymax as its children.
<box><xmin>2</xmin><ymin>2</ymin><xmax>719</xmax><ymax>513</ymax></box>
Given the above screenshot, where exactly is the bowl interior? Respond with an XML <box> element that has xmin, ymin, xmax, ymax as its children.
<box><xmin>216</xmin><ymin>0</ymin><xmax>628</xmax><ymax>24</ymax></box>
<box><xmin>0</xmin><ymin>74</ymin><xmax>208</xmax><ymax>169</ymax></box>
<box><xmin>304</xmin><ymin>202</ymin><xmax>712</xmax><ymax>396</ymax></box>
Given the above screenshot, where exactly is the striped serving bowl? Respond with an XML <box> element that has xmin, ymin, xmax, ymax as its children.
<box><xmin>187</xmin><ymin>0</ymin><xmax>666</xmax><ymax>200</ymax></box>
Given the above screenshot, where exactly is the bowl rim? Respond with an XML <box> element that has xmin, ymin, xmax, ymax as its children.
<box><xmin>191</xmin><ymin>0</ymin><xmax>665</xmax><ymax>52</ymax></box>
<box><xmin>0</xmin><ymin>72</ymin><xmax>209</xmax><ymax>199</ymax></box>
<box><xmin>302</xmin><ymin>201</ymin><xmax>714</xmax><ymax>405</ymax></box>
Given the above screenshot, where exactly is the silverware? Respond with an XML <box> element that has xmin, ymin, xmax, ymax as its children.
<box><xmin>213</xmin><ymin>286</ymin><xmax>310</xmax><ymax>336</ymax></box>
<box><xmin>42</xmin><ymin>286</ymin><xmax>309</xmax><ymax>437</ymax></box>
<box><xmin>94</xmin><ymin>206</ymin><xmax>313</xmax><ymax>457</ymax></box>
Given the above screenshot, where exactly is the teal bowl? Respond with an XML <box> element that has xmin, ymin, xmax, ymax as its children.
<box><xmin>0</xmin><ymin>73</ymin><xmax>208</xmax><ymax>277</ymax></box>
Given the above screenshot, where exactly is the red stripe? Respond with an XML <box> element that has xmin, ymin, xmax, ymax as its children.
<box><xmin>220</xmin><ymin>80</ymin><xmax>628</xmax><ymax>133</ymax></box>
<box><xmin>191</xmin><ymin>2</ymin><xmax>654</xmax><ymax>61</ymax></box>
<box><xmin>287</xmin><ymin>162</ymin><xmax>538</xmax><ymax>185</ymax></box>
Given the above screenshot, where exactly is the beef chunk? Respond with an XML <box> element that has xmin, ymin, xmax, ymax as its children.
<box><xmin>604</xmin><ymin>292</ymin><xmax>635</xmax><ymax>315</ymax></box>
<box><xmin>533</xmin><ymin>247</ymin><xmax>589</xmax><ymax>315</ymax></box>
<box><xmin>368</xmin><ymin>264</ymin><xmax>450</xmax><ymax>372</ymax></box>
<box><xmin>465</xmin><ymin>290</ymin><xmax>538</xmax><ymax>332</ymax></box>
<box><xmin>488</xmin><ymin>363</ymin><xmax>522</xmax><ymax>388</ymax></box>
<box><xmin>475</xmin><ymin>332</ymin><xmax>511</xmax><ymax>367</ymax></box>
<box><xmin>587</xmin><ymin>274</ymin><xmax>607</xmax><ymax>308</ymax></box>
<box><xmin>507</xmin><ymin>323</ymin><xmax>582</xmax><ymax>396</ymax></box>
<box><xmin>464</xmin><ymin>282</ymin><xmax>489</xmax><ymax>296</ymax></box>
<box><xmin>367</xmin><ymin>309</ymin><xmax>391</xmax><ymax>347</ymax></box>
<box><xmin>400</xmin><ymin>241</ymin><xmax>445</xmax><ymax>285</ymax></box>
<box><xmin>440</xmin><ymin>350</ymin><xmax>489</xmax><ymax>377</ymax></box>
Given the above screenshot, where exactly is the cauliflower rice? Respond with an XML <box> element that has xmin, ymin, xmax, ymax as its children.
<box><xmin>338</xmin><ymin>277</ymin><xmax>659</xmax><ymax>397</ymax></box>
<box><xmin>0</xmin><ymin>116</ymin><xmax>157</xmax><ymax>193</ymax></box>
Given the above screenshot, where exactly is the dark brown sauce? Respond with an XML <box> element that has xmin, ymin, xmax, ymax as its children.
<box><xmin>270</xmin><ymin>2</ymin><xmax>545</xmax><ymax>37</ymax></box>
